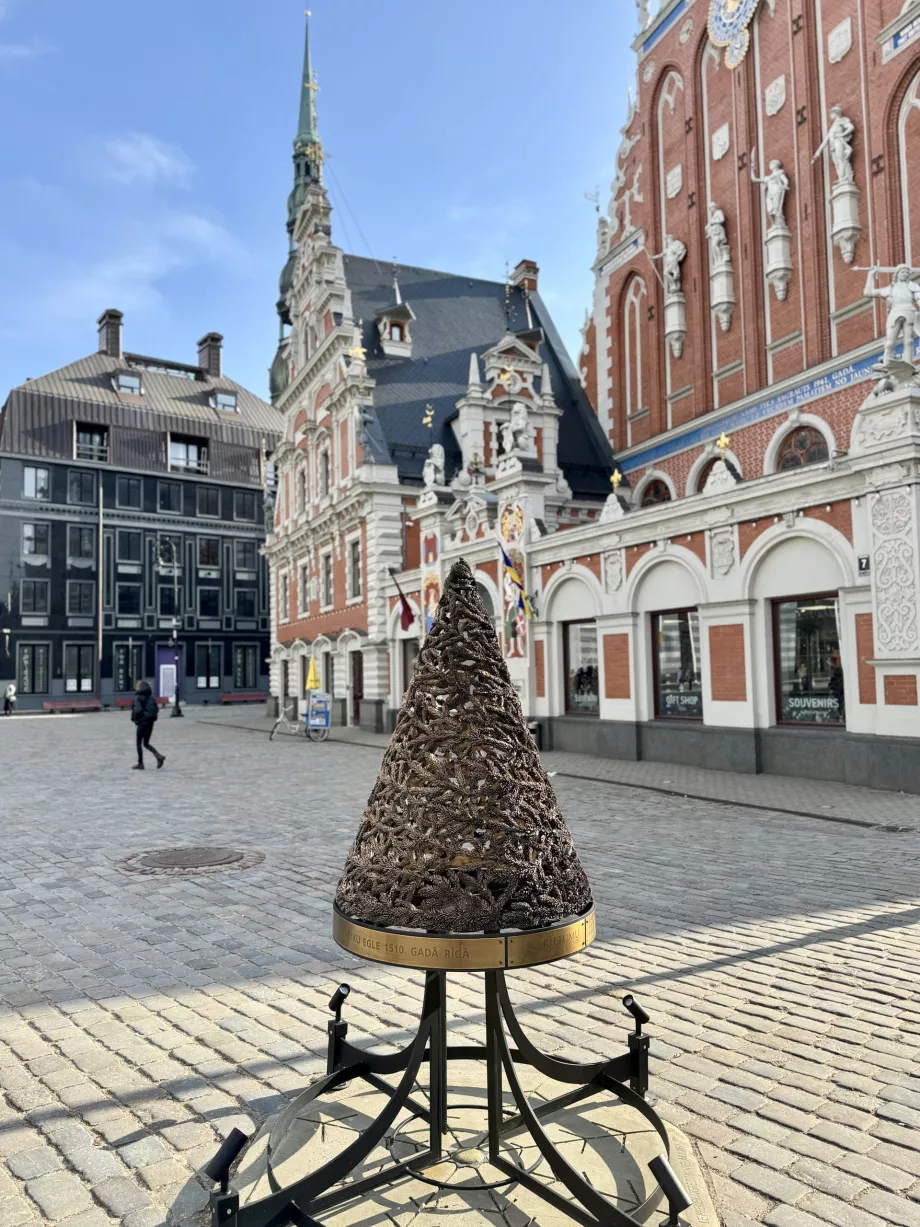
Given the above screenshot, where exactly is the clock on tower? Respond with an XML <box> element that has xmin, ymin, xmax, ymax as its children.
<box><xmin>708</xmin><ymin>0</ymin><xmax>764</xmax><ymax>69</ymax></box>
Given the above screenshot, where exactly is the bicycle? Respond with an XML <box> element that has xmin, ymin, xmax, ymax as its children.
<box><xmin>270</xmin><ymin>701</ymin><xmax>330</xmax><ymax>742</ymax></box>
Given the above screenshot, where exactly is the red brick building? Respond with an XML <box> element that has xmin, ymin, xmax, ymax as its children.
<box><xmin>571</xmin><ymin>0</ymin><xmax>920</xmax><ymax>790</ymax></box>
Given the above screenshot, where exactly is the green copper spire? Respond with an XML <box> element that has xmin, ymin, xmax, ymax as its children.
<box><xmin>296</xmin><ymin>10</ymin><xmax>318</xmax><ymax>146</ymax></box>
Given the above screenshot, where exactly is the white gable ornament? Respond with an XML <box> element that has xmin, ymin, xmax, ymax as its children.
<box><xmin>828</xmin><ymin>17</ymin><xmax>852</xmax><ymax>63</ymax></box>
<box><xmin>765</xmin><ymin>75</ymin><xmax>786</xmax><ymax>117</ymax></box>
<box><xmin>711</xmin><ymin>122</ymin><xmax>731</xmax><ymax>162</ymax></box>
<box><xmin>679</xmin><ymin>18</ymin><xmax>694</xmax><ymax>45</ymax></box>
<box><xmin>666</xmin><ymin>164</ymin><xmax>683</xmax><ymax>199</ymax></box>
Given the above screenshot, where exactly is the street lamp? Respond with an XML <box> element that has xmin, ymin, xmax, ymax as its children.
<box><xmin>157</xmin><ymin>540</ymin><xmax>183</xmax><ymax>718</ymax></box>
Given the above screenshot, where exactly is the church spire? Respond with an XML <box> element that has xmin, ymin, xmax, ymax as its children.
<box><xmin>296</xmin><ymin>10</ymin><xmax>318</xmax><ymax>148</ymax></box>
<box><xmin>286</xmin><ymin>10</ymin><xmax>323</xmax><ymax>231</ymax></box>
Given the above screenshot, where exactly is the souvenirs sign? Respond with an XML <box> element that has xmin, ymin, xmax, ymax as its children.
<box><xmin>708</xmin><ymin>0</ymin><xmax>763</xmax><ymax>69</ymax></box>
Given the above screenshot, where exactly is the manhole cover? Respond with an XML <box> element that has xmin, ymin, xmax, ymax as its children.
<box><xmin>140</xmin><ymin>847</ymin><xmax>244</xmax><ymax>870</ymax></box>
<box><xmin>115</xmin><ymin>846</ymin><xmax>264</xmax><ymax>877</ymax></box>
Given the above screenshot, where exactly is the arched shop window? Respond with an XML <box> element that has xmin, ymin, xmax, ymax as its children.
<box><xmin>777</xmin><ymin>427</ymin><xmax>829</xmax><ymax>471</ymax></box>
<box><xmin>652</xmin><ymin>609</ymin><xmax>702</xmax><ymax>719</ymax></box>
<box><xmin>641</xmin><ymin>479</ymin><xmax>672</xmax><ymax>507</ymax></box>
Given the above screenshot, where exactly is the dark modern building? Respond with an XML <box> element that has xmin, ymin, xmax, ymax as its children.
<box><xmin>0</xmin><ymin>310</ymin><xmax>281</xmax><ymax>711</ymax></box>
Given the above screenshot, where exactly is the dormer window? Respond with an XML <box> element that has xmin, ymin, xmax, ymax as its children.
<box><xmin>391</xmin><ymin>323</ymin><xmax>404</xmax><ymax>343</ymax></box>
<box><xmin>214</xmin><ymin>391</ymin><xmax>238</xmax><ymax>412</ymax></box>
<box><xmin>115</xmin><ymin>372</ymin><xmax>142</xmax><ymax>395</ymax></box>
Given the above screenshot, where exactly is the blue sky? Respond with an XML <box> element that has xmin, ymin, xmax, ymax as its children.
<box><xmin>0</xmin><ymin>0</ymin><xmax>634</xmax><ymax>402</ymax></box>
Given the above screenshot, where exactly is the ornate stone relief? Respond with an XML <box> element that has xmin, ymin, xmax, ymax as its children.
<box><xmin>711</xmin><ymin>123</ymin><xmax>731</xmax><ymax>162</ymax></box>
<box><xmin>703</xmin><ymin>458</ymin><xmax>740</xmax><ymax>494</ymax></box>
<box><xmin>604</xmin><ymin>550</ymin><xmax>625</xmax><ymax>593</ymax></box>
<box><xmin>666</xmin><ymin>164</ymin><xmax>683</xmax><ymax>199</ymax></box>
<box><xmin>828</xmin><ymin>18</ymin><xmax>852</xmax><ymax>63</ymax></box>
<box><xmin>765</xmin><ymin>75</ymin><xmax>786</xmax><ymax>117</ymax></box>
<box><xmin>710</xmin><ymin>527</ymin><xmax>735</xmax><ymax>577</ymax></box>
<box><xmin>643</xmin><ymin>59</ymin><xmax>657</xmax><ymax>84</ymax></box>
<box><xmin>871</xmin><ymin>488</ymin><xmax>919</xmax><ymax>654</ymax></box>
<box><xmin>679</xmin><ymin>18</ymin><xmax>694</xmax><ymax>44</ymax></box>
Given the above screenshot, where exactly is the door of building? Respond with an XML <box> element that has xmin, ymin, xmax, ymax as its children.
<box><xmin>351</xmin><ymin>651</ymin><xmax>363</xmax><ymax>726</ymax></box>
<box><xmin>156</xmin><ymin>645</ymin><xmax>182</xmax><ymax>702</ymax></box>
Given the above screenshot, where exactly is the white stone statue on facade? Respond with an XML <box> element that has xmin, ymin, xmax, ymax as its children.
<box><xmin>863</xmin><ymin>264</ymin><xmax>920</xmax><ymax>368</ymax></box>
<box><xmin>706</xmin><ymin>201</ymin><xmax>736</xmax><ymax>331</ymax></box>
<box><xmin>751</xmin><ymin>150</ymin><xmax>793</xmax><ymax>299</ymax></box>
<box><xmin>813</xmin><ymin>106</ymin><xmax>855</xmax><ymax>184</ymax></box>
<box><xmin>750</xmin><ymin>156</ymin><xmax>791</xmax><ymax>228</ymax></box>
<box><xmin>500</xmin><ymin>403</ymin><xmax>533</xmax><ymax>456</ymax></box>
<box><xmin>705</xmin><ymin>202</ymin><xmax>731</xmax><ymax>268</ymax></box>
<box><xmin>650</xmin><ymin>234</ymin><xmax>687</xmax><ymax>295</ymax></box>
<box><xmin>422</xmin><ymin>442</ymin><xmax>446</xmax><ymax>488</ymax></box>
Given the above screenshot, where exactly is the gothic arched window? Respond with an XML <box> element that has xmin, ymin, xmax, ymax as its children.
<box><xmin>641</xmin><ymin>479</ymin><xmax>672</xmax><ymax>507</ymax></box>
<box><xmin>777</xmin><ymin>427</ymin><xmax>829</xmax><ymax>471</ymax></box>
<box><xmin>624</xmin><ymin>277</ymin><xmax>647</xmax><ymax>445</ymax></box>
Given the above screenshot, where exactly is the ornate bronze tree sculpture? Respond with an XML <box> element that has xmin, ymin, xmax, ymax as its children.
<box><xmin>207</xmin><ymin>559</ymin><xmax>684</xmax><ymax>1227</ymax></box>
<box><xmin>336</xmin><ymin>557</ymin><xmax>591</xmax><ymax>935</ymax></box>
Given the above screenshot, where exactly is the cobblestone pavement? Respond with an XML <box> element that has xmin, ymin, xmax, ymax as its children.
<box><xmin>1</xmin><ymin>709</ymin><xmax>920</xmax><ymax>1227</ymax></box>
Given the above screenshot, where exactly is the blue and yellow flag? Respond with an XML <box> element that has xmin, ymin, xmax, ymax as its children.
<box><xmin>498</xmin><ymin>541</ymin><xmax>532</xmax><ymax>619</ymax></box>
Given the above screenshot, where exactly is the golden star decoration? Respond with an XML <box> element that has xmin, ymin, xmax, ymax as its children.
<box><xmin>348</xmin><ymin>346</ymin><xmax>366</xmax><ymax>361</ymax></box>
<box><xmin>422</xmin><ymin>403</ymin><xmax>435</xmax><ymax>428</ymax></box>
<box><xmin>610</xmin><ymin>469</ymin><xmax>622</xmax><ymax>491</ymax></box>
<box><xmin>499</xmin><ymin>367</ymin><xmax>514</xmax><ymax>385</ymax></box>
<box><xmin>716</xmin><ymin>432</ymin><xmax>731</xmax><ymax>458</ymax></box>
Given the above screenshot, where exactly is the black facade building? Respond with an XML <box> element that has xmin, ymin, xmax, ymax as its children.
<box><xmin>0</xmin><ymin>310</ymin><xmax>281</xmax><ymax>711</ymax></box>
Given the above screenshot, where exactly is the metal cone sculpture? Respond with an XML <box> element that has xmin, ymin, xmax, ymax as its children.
<box><xmin>335</xmin><ymin>558</ymin><xmax>592</xmax><ymax>933</ymax></box>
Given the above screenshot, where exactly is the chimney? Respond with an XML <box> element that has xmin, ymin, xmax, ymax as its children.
<box><xmin>197</xmin><ymin>332</ymin><xmax>223</xmax><ymax>378</ymax></box>
<box><xmin>97</xmin><ymin>309</ymin><xmax>123</xmax><ymax>360</ymax></box>
<box><xmin>510</xmin><ymin>260</ymin><xmax>539</xmax><ymax>292</ymax></box>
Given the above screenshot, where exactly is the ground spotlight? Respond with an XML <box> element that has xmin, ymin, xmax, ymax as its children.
<box><xmin>648</xmin><ymin>1154</ymin><xmax>692</xmax><ymax>1225</ymax></box>
<box><xmin>204</xmin><ymin>1127</ymin><xmax>250</xmax><ymax>1193</ymax></box>
<box><xmin>622</xmin><ymin>993</ymin><xmax>650</xmax><ymax>1032</ymax></box>
<box><xmin>329</xmin><ymin>983</ymin><xmax>351</xmax><ymax>1020</ymax></box>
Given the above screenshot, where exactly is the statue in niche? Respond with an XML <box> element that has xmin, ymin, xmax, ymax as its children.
<box><xmin>650</xmin><ymin>234</ymin><xmax>687</xmax><ymax>294</ymax></box>
<box><xmin>500</xmin><ymin>403</ymin><xmax>533</xmax><ymax>455</ymax></box>
<box><xmin>863</xmin><ymin>264</ymin><xmax>920</xmax><ymax>368</ymax></box>
<box><xmin>813</xmin><ymin>106</ymin><xmax>855</xmax><ymax>184</ymax></box>
<box><xmin>705</xmin><ymin>202</ymin><xmax>731</xmax><ymax>267</ymax></box>
<box><xmin>750</xmin><ymin>156</ymin><xmax>791</xmax><ymax>228</ymax></box>
<box><xmin>422</xmin><ymin>443</ymin><xmax>446</xmax><ymax>489</ymax></box>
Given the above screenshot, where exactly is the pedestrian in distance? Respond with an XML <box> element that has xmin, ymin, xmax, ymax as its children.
<box><xmin>3</xmin><ymin>682</ymin><xmax>15</xmax><ymax>716</ymax></box>
<box><xmin>131</xmin><ymin>679</ymin><xmax>165</xmax><ymax>770</ymax></box>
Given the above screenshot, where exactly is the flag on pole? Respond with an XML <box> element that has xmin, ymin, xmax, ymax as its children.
<box><xmin>305</xmin><ymin>655</ymin><xmax>320</xmax><ymax>691</ymax></box>
<box><xmin>498</xmin><ymin>540</ymin><xmax>532</xmax><ymax>619</ymax></box>
<box><xmin>388</xmin><ymin>568</ymin><xmax>416</xmax><ymax>631</ymax></box>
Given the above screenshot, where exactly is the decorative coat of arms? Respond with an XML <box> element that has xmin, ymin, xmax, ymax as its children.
<box><xmin>708</xmin><ymin>0</ymin><xmax>763</xmax><ymax>69</ymax></box>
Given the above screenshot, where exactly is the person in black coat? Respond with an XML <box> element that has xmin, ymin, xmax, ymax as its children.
<box><xmin>131</xmin><ymin>680</ymin><xmax>165</xmax><ymax>770</ymax></box>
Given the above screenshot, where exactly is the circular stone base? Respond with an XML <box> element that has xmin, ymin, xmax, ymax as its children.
<box><xmin>231</xmin><ymin>1061</ymin><xmax>720</xmax><ymax>1226</ymax></box>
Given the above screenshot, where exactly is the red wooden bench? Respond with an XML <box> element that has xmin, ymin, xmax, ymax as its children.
<box><xmin>114</xmin><ymin>696</ymin><xmax>170</xmax><ymax>709</ymax></box>
<box><xmin>42</xmin><ymin>699</ymin><xmax>103</xmax><ymax>714</ymax></box>
<box><xmin>219</xmin><ymin>692</ymin><xmax>267</xmax><ymax>704</ymax></box>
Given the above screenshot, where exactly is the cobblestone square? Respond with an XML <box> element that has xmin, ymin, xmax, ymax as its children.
<box><xmin>1</xmin><ymin>709</ymin><xmax>920</xmax><ymax>1226</ymax></box>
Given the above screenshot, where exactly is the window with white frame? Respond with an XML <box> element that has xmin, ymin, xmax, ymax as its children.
<box><xmin>347</xmin><ymin>537</ymin><xmax>362</xmax><ymax>600</ymax></box>
<box><xmin>320</xmin><ymin>449</ymin><xmax>330</xmax><ymax>497</ymax></box>
<box><xmin>321</xmin><ymin>552</ymin><xmax>333</xmax><ymax>608</ymax></box>
<box><xmin>299</xmin><ymin>562</ymin><xmax>309</xmax><ymax>614</ymax></box>
<box><xmin>279</xmin><ymin>572</ymin><xmax>290</xmax><ymax>621</ymax></box>
<box><xmin>297</xmin><ymin>467</ymin><xmax>307</xmax><ymax>514</ymax></box>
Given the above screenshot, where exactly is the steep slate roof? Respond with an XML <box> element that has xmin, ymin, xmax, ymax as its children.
<box><xmin>345</xmin><ymin>256</ymin><xmax>614</xmax><ymax>498</ymax></box>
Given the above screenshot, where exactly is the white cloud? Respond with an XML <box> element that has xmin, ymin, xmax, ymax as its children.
<box><xmin>98</xmin><ymin>133</ymin><xmax>193</xmax><ymax>187</ymax></box>
<box><xmin>39</xmin><ymin>211</ymin><xmax>246</xmax><ymax>322</ymax></box>
<box><xmin>0</xmin><ymin>39</ymin><xmax>52</xmax><ymax>59</ymax></box>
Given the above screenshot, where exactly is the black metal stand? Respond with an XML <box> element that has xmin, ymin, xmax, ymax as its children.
<box><xmin>209</xmin><ymin>971</ymin><xmax>672</xmax><ymax>1227</ymax></box>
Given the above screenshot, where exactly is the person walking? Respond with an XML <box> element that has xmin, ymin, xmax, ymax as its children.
<box><xmin>131</xmin><ymin>680</ymin><xmax>165</xmax><ymax>770</ymax></box>
<box><xmin>3</xmin><ymin>682</ymin><xmax>15</xmax><ymax>716</ymax></box>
